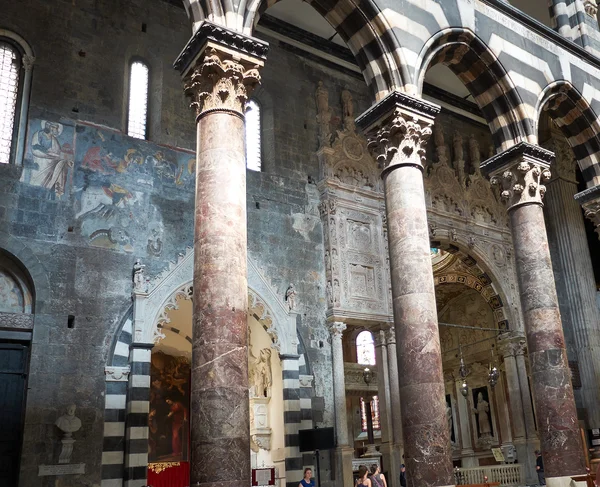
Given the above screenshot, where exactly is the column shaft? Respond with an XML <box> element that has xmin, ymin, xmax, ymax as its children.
<box><xmin>175</xmin><ymin>29</ymin><xmax>268</xmax><ymax>487</ymax></box>
<box><xmin>545</xmin><ymin>176</ymin><xmax>600</xmax><ymax>428</ymax></box>
<box><xmin>483</xmin><ymin>143</ymin><xmax>585</xmax><ymax>481</ymax></box>
<box><xmin>454</xmin><ymin>380</ymin><xmax>476</xmax><ymax>467</ymax></box>
<box><xmin>501</xmin><ymin>351</ymin><xmax>526</xmax><ymax>441</ymax></box>
<box><xmin>330</xmin><ymin>322</ymin><xmax>349</xmax><ymax>447</ymax></box>
<box><xmin>357</xmin><ymin>93</ymin><xmax>451</xmax><ymax>487</ymax></box>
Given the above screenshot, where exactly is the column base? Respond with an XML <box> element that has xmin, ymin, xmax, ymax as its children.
<box><xmin>334</xmin><ymin>446</ymin><xmax>354</xmax><ymax>487</ymax></box>
<box><xmin>514</xmin><ymin>438</ymin><xmax>539</xmax><ymax>485</ymax></box>
<box><xmin>547</xmin><ymin>475</ymin><xmax>587</xmax><ymax>487</ymax></box>
<box><xmin>460</xmin><ymin>449</ymin><xmax>478</xmax><ymax>468</ymax></box>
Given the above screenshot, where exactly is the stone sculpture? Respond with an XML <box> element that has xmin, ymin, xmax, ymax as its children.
<box><xmin>253</xmin><ymin>348</ymin><xmax>272</xmax><ymax>398</ymax></box>
<box><xmin>341</xmin><ymin>89</ymin><xmax>355</xmax><ymax>131</ymax></box>
<box><xmin>473</xmin><ymin>392</ymin><xmax>492</xmax><ymax>437</ymax></box>
<box><xmin>55</xmin><ymin>404</ymin><xmax>82</xmax><ymax>464</ymax></box>
<box><xmin>133</xmin><ymin>259</ymin><xmax>147</xmax><ymax>293</ymax></box>
<box><xmin>285</xmin><ymin>283</ymin><xmax>297</xmax><ymax>311</ymax></box>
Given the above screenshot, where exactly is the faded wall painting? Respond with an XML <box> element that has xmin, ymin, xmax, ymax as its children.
<box><xmin>149</xmin><ymin>351</ymin><xmax>191</xmax><ymax>462</ymax></box>
<box><xmin>21</xmin><ymin>120</ymin><xmax>75</xmax><ymax>198</ymax></box>
<box><xmin>0</xmin><ymin>269</ymin><xmax>31</xmax><ymax>313</ymax></box>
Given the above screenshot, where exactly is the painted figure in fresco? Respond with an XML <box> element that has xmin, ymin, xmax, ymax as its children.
<box><xmin>166</xmin><ymin>398</ymin><xmax>188</xmax><ymax>456</ymax></box>
<box><xmin>0</xmin><ymin>272</ymin><xmax>23</xmax><ymax>313</ymax></box>
<box><xmin>473</xmin><ymin>392</ymin><xmax>492</xmax><ymax>437</ymax></box>
<box><xmin>30</xmin><ymin>121</ymin><xmax>74</xmax><ymax>196</ymax></box>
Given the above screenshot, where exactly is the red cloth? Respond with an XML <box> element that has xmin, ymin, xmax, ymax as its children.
<box><xmin>147</xmin><ymin>462</ymin><xmax>190</xmax><ymax>487</ymax></box>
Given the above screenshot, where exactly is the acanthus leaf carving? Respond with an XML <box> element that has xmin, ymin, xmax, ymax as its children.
<box><xmin>183</xmin><ymin>47</ymin><xmax>262</xmax><ymax>118</ymax></box>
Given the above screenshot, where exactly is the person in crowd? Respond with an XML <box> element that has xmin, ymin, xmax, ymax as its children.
<box><xmin>399</xmin><ymin>464</ymin><xmax>407</xmax><ymax>487</ymax></box>
<box><xmin>369</xmin><ymin>464</ymin><xmax>387</xmax><ymax>487</ymax></box>
<box><xmin>299</xmin><ymin>468</ymin><xmax>314</xmax><ymax>487</ymax></box>
<box><xmin>535</xmin><ymin>450</ymin><xmax>545</xmax><ymax>486</ymax></box>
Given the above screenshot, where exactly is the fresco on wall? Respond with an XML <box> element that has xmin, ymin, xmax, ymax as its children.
<box><xmin>149</xmin><ymin>351</ymin><xmax>191</xmax><ymax>462</ymax></box>
<box><xmin>21</xmin><ymin>120</ymin><xmax>75</xmax><ymax>198</ymax></box>
<box><xmin>0</xmin><ymin>270</ymin><xmax>27</xmax><ymax>313</ymax></box>
<box><xmin>75</xmin><ymin>123</ymin><xmax>195</xmax><ymax>253</ymax></box>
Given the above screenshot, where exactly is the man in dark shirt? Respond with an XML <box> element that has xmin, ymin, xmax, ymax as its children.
<box><xmin>535</xmin><ymin>450</ymin><xmax>545</xmax><ymax>486</ymax></box>
<box><xmin>399</xmin><ymin>464</ymin><xmax>406</xmax><ymax>487</ymax></box>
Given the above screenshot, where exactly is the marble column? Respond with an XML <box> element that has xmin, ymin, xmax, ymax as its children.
<box><xmin>357</xmin><ymin>92</ymin><xmax>453</xmax><ymax>487</ymax></box>
<box><xmin>545</xmin><ymin>136</ymin><xmax>600</xmax><ymax>432</ymax></box>
<box><xmin>375</xmin><ymin>328</ymin><xmax>396</xmax><ymax>486</ymax></box>
<box><xmin>576</xmin><ymin>185</ymin><xmax>600</xmax><ymax>239</ymax></box>
<box><xmin>174</xmin><ymin>23</ymin><xmax>268</xmax><ymax>487</ymax></box>
<box><xmin>499</xmin><ymin>336</ymin><xmax>538</xmax><ymax>484</ymax></box>
<box><xmin>454</xmin><ymin>378</ymin><xmax>476</xmax><ymax>468</ymax></box>
<box><xmin>329</xmin><ymin>321</ymin><xmax>353</xmax><ymax>487</ymax></box>
<box><xmin>482</xmin><ymin>143</ymin><xmax>585</xmax><ymax>485</ymax></box>
<box><xmin>385</xmin><ymin>326</ymin><xmax>403</xmax><ymax>486</ymax></box>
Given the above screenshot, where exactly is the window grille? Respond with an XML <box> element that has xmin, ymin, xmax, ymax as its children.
<box><xmin>0</xmin><ymin>42</ymin><xmax>20</xmax><ymax>164</ymax></box>
<box><xmin>245</xmin><ymin>99</ymin><xmax>261</xmax><ymax>171</ymax></box>
<box><xmin>127</xmin><ymin>60</ymin><xmax>149</xmax><ymax>139</ymax></box>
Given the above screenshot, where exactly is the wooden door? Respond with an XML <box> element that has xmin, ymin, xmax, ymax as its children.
<box><xmin>0</xmin><ymin>342</ymin><xmax>29</xmax><ymax>486</ymax></box>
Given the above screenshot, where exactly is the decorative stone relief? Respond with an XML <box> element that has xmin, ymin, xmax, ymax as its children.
<box><xmin>104</xmin><ymin>366</ymin><xmax>130</xmax><ymax>382</ymax></box>
<box><xmin>183</xmin><ymin>46</ymin><xmax>262</xmax><ymax>117</ymax></box>
<box><xmin>585</xmin><ymin>0</ymin><xmax>598</xmax><ymax>17</ymax></box>
<box><xmin>582</xmin><ymin>198</ymin><xmax>600</xmax><ymax>237</ymax></box>
<box><xmin>250</xmin><ymin>397</ymin><xmax>271</xmax><ymax>452</ymax></box>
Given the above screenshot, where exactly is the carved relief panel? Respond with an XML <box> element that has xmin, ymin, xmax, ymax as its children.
<box><xmin>316</xmin><ymin>82</ymin><xmax>390</xmax><ymax>321</ymax></box>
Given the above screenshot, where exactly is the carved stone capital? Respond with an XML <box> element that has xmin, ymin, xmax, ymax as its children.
<box><xmin>385</xmin><ymin>326</ymin><xmax>396</xmax><ymax>346</ymax></box>
<box><xmin>481</xmin><ymin>142</ymin><xmax>553</xmax><ymax>210</ymax></box>
<box><xmin>329</xmin><ymin>321</ymin><xmax>347</xmax><ymax>338</ymax></box>
<box><xmin>585</xmin><ymin>0</ymin><xmax>598</xmax><ymax>17</ymax></box>
<box><xmin>374</xmin><ymin>329</ymin><xmax>386</xmax><ymax>348</ymax></box>
<box><xmin>575</xmin><ymin>185</ymin><xmax>600</xmax><ymax>238</ymax></box>
<box><xmin>174</xmin><ymin>22</ymin><xmax>268</xmax><ymax>119</ymax></box>
<box><xmin>497</xmin><ymin>336</ymin><xmax>527</xmax><ymax>358</ymax></box>
<box><xmin>356</xmin><ymin>91</ymin><xmax>440</xmax><ymax>174</ymax></box>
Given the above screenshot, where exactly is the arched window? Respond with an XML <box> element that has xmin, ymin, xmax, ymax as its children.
<box><xmin>127</xmin><ymin>60</ymin><xmax>149</xmax><ymax>139</ymax></box>
<box><xmin>0</xmin><ymin>40</ymin><xmax>22</xmax><ymax>164</ymax></box>
<box><xmin>360</xmin><ymin>396</ymin><xmax>381</xmax><ymax>431</ymax></box>
<box><xmin>245</xmin><ymin>99</ymin><xmax>261</xmax><ymax>171</ymax></box>
<box><xmin>356</xmin><ymin>330</ymin><xmax>375</xmax><ymax>365</ymax></box>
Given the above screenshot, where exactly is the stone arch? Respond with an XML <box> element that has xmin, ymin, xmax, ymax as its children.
<box><xmin>181</xmin><ymin>0</ymin><xmax>407</xmax><ymax>101</ymax></box>
<box><xmin>430</xmin><ymin>238</ymin><xmax>513</xmax><ymax>332</ymax></box>
<box><xmin>0</xmin><ymin>231</ymin><xmax>49</xmax><ymax>313</ymax></box>
<box><xmin>414</xmin><ymin>28</ymin><xmax>535</xmax><ymax>152</ymax></box>
<box><xmin>537</xmin><ymin>81</ymin><xmax>600</xmax><ymax>187</ymax></box>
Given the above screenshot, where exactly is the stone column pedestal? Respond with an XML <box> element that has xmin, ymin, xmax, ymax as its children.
<box><xmin>174</xmin><ymin>23</ymin><xmax>268</xmax><ymax>487</ymax></box>
<box><xmin>482</xmin><ymin>142</ymin><xmax>585</xmax><ymax>483</ymax></box>
<box><xmin>357</xmin><ymin>92</ymin><xmax>452</xmax><ymax>487</ymax></box>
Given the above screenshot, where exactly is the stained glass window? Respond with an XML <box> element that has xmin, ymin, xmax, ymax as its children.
<box><xmin>0</xmin><ymin>42</ymin><xmax>20</xmax><ymax>164</ymax></box>
<box><xmin>356</xmin><ymin>330</ymin><xmax>375</xmax><ymax>365</ymax></box>
<box><xmin>245</xmin><ymin>99</ymin><xmax>261</xmax><ymax>171</ymax></box>
<box><xmin>360</xmin><ymin>396</ymin><xmax>381</xmax><ymax>431</ymax></box>
<box><xmin>127</xmin><ymin>61</ymin><xmax>149</xmax><ymax>139</ymax></box>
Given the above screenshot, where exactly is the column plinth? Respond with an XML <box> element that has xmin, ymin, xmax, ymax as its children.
<box><xmin>357</xmin><ymin>92</ymin><xmax>452</xmax><ymax>487</ymax></box>
<box><xmin>482</xmin><ymin>142</ymin><xmax>585</xmax><ymax>479</ymax></box>
<box><xmin>174</xmin><ymin>23</ymin><xmax>268</xmax><ymax>487</ymax></box>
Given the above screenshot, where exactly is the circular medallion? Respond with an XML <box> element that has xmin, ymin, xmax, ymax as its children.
<box><xmin>343</xmin><ymin>136</ymin><xmax>364</xmax><ymax>161</ymax></box>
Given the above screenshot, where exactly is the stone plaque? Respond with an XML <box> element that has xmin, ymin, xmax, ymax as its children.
<box><xmin>38</xmin><ymin>463</ymin><xmax>85</xmax><ymax>476</ymax></box>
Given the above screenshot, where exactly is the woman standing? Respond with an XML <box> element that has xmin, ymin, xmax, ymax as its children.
<box><xmin>369</xmin><ymin>465</ymin><xmax>387</xmax><ymax>487</ymax></box>
<box><xmin>356</xmin><ymin>465</ymin><xmax>372</xmax><ymax>487</ymax></box>
<box><xmin>299</xmin><ymin>468</ymin><xmax>314</xmax><ymax>487</ymax></box>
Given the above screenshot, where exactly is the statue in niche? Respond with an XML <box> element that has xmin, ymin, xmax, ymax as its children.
<box><xmin>55</xmin><ymin>404</ymin><xmax>82</xmax><ymax>464</ymax></box>
<box><xmin>285</xmin><ymin>283</ymin><xmax>297</xmax><ymax>311</ymax></box>
<box><xmin>333</xmin><ymin>279</ymin><xmax>341</xmax><ymax>306</ymax></box>
<box><xmin>469</xmin><ymin>135</ymin><xmax>483</xmax><ymax>182</ymax></box>
<box><xmin>326</xmin><ymin>280</ymin><xmax>333</xmax><ymax>305</ymax></box>
<box><xmin>473</xmin><ymin>391</ymin><xmax>492</xmax><ymax>438</ymax></box>
<box><xmin>316</xmin><ymin>81</ymin><xmax>332</xmax><ymax>146</ymax></box>
<box><xmin>253</xmin><ymin>348</ymin><xmax>273</xmax><ymax>398</ymax></box>
<box><xmin>434</xmin><ymin>125</ymin><xmax>449</xmax><ymax>166</ymax></box>
<box><xmin>453</xmin><ymin>131</ymin><xmax>466</xmax><ymax>188</ymax></box>
<box><xmin>133</xmin><ymin>259</ymin><xmax>147</xmax><ymax>293</ymax></box>
<box><xmin>341</xmin><ymin>89</ymin><xmax>355</xmax><ymax>131</ymax></box>
<box><xmin>446</xmin><ymin>401</ymin><xmax>453</xmax><ymax>436</ymax></box>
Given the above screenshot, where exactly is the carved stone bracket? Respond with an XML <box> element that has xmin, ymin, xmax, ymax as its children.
<box><xmin>356</xmin><ymin>91</ymin><xmax>440</xmax><ymax>174</ymax></box>
<box><xmin>575</xmin><ymin>184</ymin><xmax>600</xmax><ymax>238</ymax></box>
<box><xmin>481</xmin><ymin>142</ymin><xmax>554</xmax><ymax>211</ymax></box>
<box><xmin>584</xmin><ymin>0</ymin><xmax>598</xmax><ymax>17</ymax></box>
<box><xmin>104</xmin><ymin>366</ymin><xmax>131</xmax><ymax>382</ymax></box>
<box><xmin>174</xmin><ymin>22</ymin><xmax>268</xmax><ymax>119</ymax></box>
<box><xmin>329</xmin><ymin>321</ymin><xmax>347</xmax><ymax>338</ymax></box>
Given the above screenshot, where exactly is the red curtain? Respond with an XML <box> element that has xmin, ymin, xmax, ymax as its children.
<box><xmin>147</xmin><ymin>462</ymin><xmax>190</xmax><ymax>487</ymax></box>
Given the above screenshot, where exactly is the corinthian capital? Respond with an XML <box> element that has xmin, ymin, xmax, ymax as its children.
<box><xmin>575</xmin><ymin>185</ymin><xmax>600</xmax><ymax>238</ymax></box>
<box><xmin>329</xmin><ymin>321</ymin><xmax>347</xmax><ymax>338</ymax></box>
<box><xmin>174</xmin><ymin>22</ymin><xmax>268</xmax><ymax>119</ymax></box>
<box><xmin>585</xmin><ymin>0</ymin><xmax>598</xmax><ymax>17</ymax></box>
<box><xmin>481</xmin><ymin>142</ymin><xmax>554</xmax><ymax>211</ymax></box>
<box><xmin>498</xmin><ymin>335</ymin><xmax>527</xmax><ymax>358</ymax></box>
<box><xmin>356</xmin><ymin>92</ymin><xmax>440</xmax><ymax>174</ymax></box>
